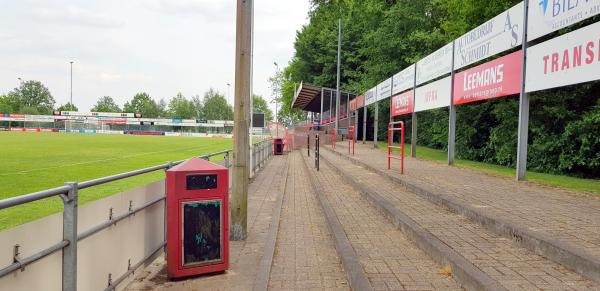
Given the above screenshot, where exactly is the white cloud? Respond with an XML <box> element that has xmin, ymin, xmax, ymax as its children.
<box><xmin>151</xmin><ymin>0</ymin><xmax>233</xmax><ymax>21</ymax></box>
<box><xmin>31</xmin><ymin>5</ymin><xmax>124</xmax><ymax>28</ymax></box>
<box><xmin>99</xmin><ymin>73</ymin><xmax>153</xmax><ymax>83</ymax></box>
<box><xmin>0</xmin><ymin>0</ymin><xmax>310</xmax><ymax>111</ymax></box>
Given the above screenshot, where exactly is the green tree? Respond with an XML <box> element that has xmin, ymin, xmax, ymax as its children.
<box><xmin>191</xmin><ymin>95</ymin><xmax>204</xmax><ymax>119</ymax></box>
<box><xmin>123</xmin><ymin>92</ymin><xmax>163</xmax><ymax>118</ymax></box>
<box><xmin>56</xmin><ymin>102</ymin><xmax>78</xmax><ymax>112</ymax></box>
<box><xmin>19</xmin><ymin>106</ymin><xmax>40</xmax><ymax>115</ymax></box>
<box><xmin>252</xmin><ymin>94</ymin><xmax>273</xmax><ymax>121</ymax></box>
<box><xmin>9</xmin><ymin>80</ymin><xmax>55</xmax><ymax>114</ymax></box>
<box><xmin>201</xmin><ymin>89</ymin><xmax>232</xmax><ymax>120</ymax></box>
<box><xmin>0</xmin><ymin>95</ymin><xmax>14</xmax><ymax>114</ymax></box>
<box><xmin>168</xmin><ymin>93</ymin><xmax>196</xmax><ymax>119</ymax></box>
<box><xmin>91</xmin><ymin>96</ymin><xmax>121</xmax><ymax>112</ymax></box>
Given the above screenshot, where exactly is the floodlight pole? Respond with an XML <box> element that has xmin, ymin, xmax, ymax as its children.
<box><xmin>70</xmin><ymin>61</ymin><xmax>74</xmax><ymax>106</ymax></box>
<box><xmin>335</xmin><ymin>18</ymin><xmax>341</xmax><ymax>141</ymax></box>
<box><xmin>231</xmin><ymin>0</ymin><xmax>253</xmax><ymax>241</ymax></box>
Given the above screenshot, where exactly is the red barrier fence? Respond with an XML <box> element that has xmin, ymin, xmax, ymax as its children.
<box><xmin>387</xmin><ymin>121</ymin><xmax>405</xmax><ymax>174</ymax></box>
<box><xmin>348</xmin><ymin>126</ymin><xmax>355</xmax><ymax>156</ymax></box>
<box><xmin>332</xmin><ymin>130</ymin><xmax>337</xmax><ymax>150</ymax></box>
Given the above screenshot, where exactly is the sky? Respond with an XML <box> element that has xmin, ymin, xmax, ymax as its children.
<box><xmin>0</xmin><ymin>0</ymin><xmax>310</xmax><ymax>112</ymax></box>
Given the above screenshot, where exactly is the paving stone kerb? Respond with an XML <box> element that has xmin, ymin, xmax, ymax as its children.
<box><xmin>298</xmin><ymin>151</ymin><xmax>374</xmax><ymax>291</ymax></box>
<box><xmin>253</xmin><ymin>155</ymin><xmax>289</xmax><ymax>290</ymax></box>
<box><xmin>319</xmin><ymin>149</ymin><xmax>599</xmax><ymax>290</ymax></box>
<box><xmin>328</xmin><ymin>141</ymin><xmax>600</xmax><ymax>284</ymax></box>
<box><xmin>268</xmin><ymin>152</ymin><xmax>350</xmax><ymax>290</ymax></box>
<box><xmin>302</xmin><ymin>152</ymin><xmax>464</xmax><ymax>291</ymax></box>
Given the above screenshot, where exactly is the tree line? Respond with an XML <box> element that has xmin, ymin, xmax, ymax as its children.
<box><xmin>277</xmin><ymin>0</ymin><xmax>600</xmax><ymax>178</ymax></box>
<box><xmin>0</xmin><ymin>80</ymin><xmax>273</xmax><ymax>121</ymax></box>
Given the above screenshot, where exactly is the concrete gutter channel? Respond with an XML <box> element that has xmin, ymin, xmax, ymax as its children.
<box><xmin>317</xmin><ymin>152</ymin><xmax>505</xmax><ymax>291</ymax></box>
<box><xmin>300</xmin><ymin>152</ymin><xmax>375</xmax><ymax>291</ymax></box>
<box><xmin>324</xmin><ymin>147</ymin><xmax>600</xmax><ymax>286</ymax></box>
<box><xmin>252</xmin><ymin>156</ymin><xmax>290</xmax><ymax>291</ymax></box>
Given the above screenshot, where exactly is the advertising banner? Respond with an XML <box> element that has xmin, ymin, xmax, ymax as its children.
<box><xmin>526</xmin><ymin>21</ymin><xmax>600</xmax><ymax>92</ymax></box>
<box><xmin>365</xmin><ymin>87</ymin><xmax>377</xmax><ymax>106</ymax></box>
<box><xmin>454</xmin><ymin>2</ymin><xmax>524</xmax><ymax>70</ymax></box>
<box><xmin>414</xmin><ymin>76</ymin><xmax>452</xmax><ymax>112</ymax></box>
<box><xmin>527</xmin><ymin>0</ymin><xmax>600</xmax><ymax>41</ymax></box>
<box><xmin>377</xmin><ymin>78</ymin><xmax>392</xmax><ymax>101</ymax></box>
<box><xmin>392</xmin><ymin>64</ymin><xmax>415</xmax><ymax>95</ymax></box>
<box><xmin>391</xmin><ymin>90</ymin><xmax>414</xmax><ymax>117</ymax></box>
<box><xmin>454</xmin><ymin>50</ymin><xmax>522</xmax><ymax>105</ymax></box>
<box><xmin>416</xmin><ymin>43</ymin><xmax>453</xmax><ymax>85</ymax></box>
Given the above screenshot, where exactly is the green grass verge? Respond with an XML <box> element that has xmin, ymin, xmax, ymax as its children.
<box><xmin>0</xmin><ymin>132</ymin><xmax>232</xmax><ymax>230</ymax></box>
<box><xmin>377</xmin><ymin>141</ymin><xmax>600</xmax><ymax>195</ymax></box>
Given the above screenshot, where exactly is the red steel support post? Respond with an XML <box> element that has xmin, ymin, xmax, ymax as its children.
<box><xmin>387</xmin><ymin>121</ymin><xmax>405</xmax><ymax>174</ymax></box>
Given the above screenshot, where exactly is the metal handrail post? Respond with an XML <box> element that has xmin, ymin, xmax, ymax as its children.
<box><xmin>307</xmin><ymin>134</ymin><xmax>310</xmax><ymax>157</ymax></box>
<box><xmin>62</xmin><ymin>182</ymin><xmax>78</xmax><ymax>291</ymax></box>
<box><xmin>315</xmin><ymin>135</ymin><xmax>318</xmax><ymax>169</ymax></box>
<box><xmin>224</xmin><ymin>151</ymin><xmax>231</xmax><ymax>168</ymax></box>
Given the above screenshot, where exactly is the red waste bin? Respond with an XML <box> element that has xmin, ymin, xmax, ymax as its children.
<box><xmin>274</xmin><ymin>138</ymin><xmax>284</xmax><ymax>155</ymax></box>
<box><xmin>166</xmin><ymin>158</ymin><xmax>229</xmax><ymax>279</ymax></box>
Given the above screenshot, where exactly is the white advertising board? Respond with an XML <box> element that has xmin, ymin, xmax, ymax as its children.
<box><xmin>414</xmin><ymin>76</ymin><xmax>452</xmax><ymax>112</ymax></box>
<box><xmin>364</xmin><ymin>87</ymin><xmax>377</xmax><ymax>106</ymax></box>
<box><xmin>416</xmin><ymin>43</ymin><xmax>453</xmax><ymax>85</ymax></box>
<box><xmin>454</xmin><ymin>2</ymin><xmax>524</xmax><ymax>70</ymax></box>
<box><xmin>377</xmin><ymin>78</ymin><xmax>392</xmax><ymax>101</ymax></box>
<box><xmin>526</xmin><ymin>20</ymin><xmax>600</xmax><ymax>92</ymax></box>
<box><xmin>527</xmin><ymin>0</ymin><xmax>600</xmax><ymax>41</ymax></box>
<box><xmin>392</xmin><ymin>64</ymin><xmax>415</xmax><ymax>95</ymax></box>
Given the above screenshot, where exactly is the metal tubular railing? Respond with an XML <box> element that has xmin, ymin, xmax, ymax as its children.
<box><xmin>348</xmin><ymin>126</ymin><xmax>355</xmax><ymax>156</ymax></box>
<box><xmin>388</xmin><ymin>121</ymin><xmax>405</xmax><ymax>174</ymax></box>
<box><xmin>0</xmin><ymin>140</ymin><xmax>274</xmax><ymax>291</ymax></box>
<box><xmin>315</xmin><ymin>134</ymin><xmax>320</xmax><ymax>171</ymax></box>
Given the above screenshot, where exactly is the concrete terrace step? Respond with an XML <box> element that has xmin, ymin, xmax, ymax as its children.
<box><xmin>267</xmin><ymin>152</ymin><xmax>350</xmax><ymax>290</ymax></box>
<box><xmin>300</xmin><ymin>151</ymin><xmax>464</xmax><ymax>291</ymax></box>
<box><xmin>319</xmin><ymin>148</ymin><xmax>599</xmax><ymax>290</ymax></box>
<box><xmin>327</xmin><ymin>141</ymin><xmax>600</xmax><ymax>284</ymax></box>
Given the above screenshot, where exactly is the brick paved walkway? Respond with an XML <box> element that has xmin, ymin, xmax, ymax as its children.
<box><xmin>320</xmin><ymin>148</ymin><xmax>599</xmax><ymax>290</ymax></box>
<box><xmin>126</xmin><ymin>155</ymin><xmax>289</xmax><ymax>291</ymax></box>
<box><xmin>268</xmin><ymin>152</ymin><xmax>349</xmax><ymax>290</ymax></box>
<box><xmin>302</xmin><ymin>151</ymin><xmax>464</xmax><ymax>291</ymax></box>
<box><xmin>330</xmin><ymin>141</ymin><xmax>600</xmax><ymax>282</ymax></box>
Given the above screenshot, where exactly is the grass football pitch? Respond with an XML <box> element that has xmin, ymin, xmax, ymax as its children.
<box><xmin>0</xmin><ymin>132</ymin><xmax>232</xmax><ymax>230</ymax></box>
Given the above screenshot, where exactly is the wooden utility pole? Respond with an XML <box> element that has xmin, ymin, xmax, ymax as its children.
<box><xmin>231</xmin><ymin>0</ymin><xmax>252</xmax><ymax>241</ymax></box>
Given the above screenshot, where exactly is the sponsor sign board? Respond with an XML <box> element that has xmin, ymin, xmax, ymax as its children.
<box><xmin>416</xmin><ymin>43</ymin><xmax>453</xmax><ymax>85</ymax></box>
<box><xmin>454</xmin><ymin>50</ymin><xmax>522</xmax><ymax>105</ymax></box>
<box><xmin>454</xmin><ymin>2</ymin><xmax>524</xmax><ymax>70</ymax></box>
<box><xmin>60</xmin><ymin>111</ymin><xmax>137</xmax><ymax>118</ymax></box>
<box><xmin>392</xmin><ymin>64</ymin><xmax>416</xmax><ymax>95</ymax></box>
<box><xmin>528</xmin><ymin>0</ymin><xmax>600</xmax><ymax>41</ymax></box>
<box><xmin>526</xmin><ymin>21</ymin><xmax>600</xmax><ymax>92</ymax></box>
<box><xmin>365</xmin><ymin>87</ymin><xmax>377</xmax><ymax>106</ymax></box>
<box><xmin>414</xmin><ymin>76</ymin><xmax>452</xmax><ymax>112</ymax></box>
<box><xmin>377</xmin><ymin>78</ymin><xmax>393</xmax><ymax>101</ymax></box>
<box><xmin>391</xmin><ymin>90</ymin><xmax>414</xmax><ymax>117</ymax></box>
